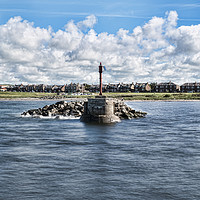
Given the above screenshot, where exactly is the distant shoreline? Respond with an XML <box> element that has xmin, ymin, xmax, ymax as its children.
<box><xmin>1</xmin><ymin>91</ymin><xmax>200</xmax><ymax>101</ymax></box>
<box><xmin>0</xmin><ymin>98</ymin><xmax>87</xmax><ymax>101</ymax></box>
<box><xmin>0</xmin><ymin>98</ymin><xmax>200</xmax><ymax>102</ymax></box>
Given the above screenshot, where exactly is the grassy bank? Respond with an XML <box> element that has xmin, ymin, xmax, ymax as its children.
<box><xmin>0</xmin><ymin>91</ymin><xmax>200</xmax><ymax>100</ymax></box>
<box><xmin>104</xmin><ymin>92</ymin><xmax>200</xmax><ymax>100</ymax></box>
<box><xmin>0</xmin><ymin>91</ymin><xmax>55</xmax><ymax>99</ymax></box>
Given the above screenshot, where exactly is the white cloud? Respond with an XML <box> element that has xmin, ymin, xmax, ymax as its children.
<box><xmin>77</xmin><ymin>14</ymin><xmax>97</xmax><ymax>30</ymax></box>
<box><xmin>0</xmin><ymin>12</ymin><xmax>200</xmax><ymax>85</ymax></box>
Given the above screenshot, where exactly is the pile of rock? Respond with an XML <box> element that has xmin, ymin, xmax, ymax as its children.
<box><xmin>114</xmin><ymin>100</ymin><xmax>147</xmax><ymax>119</ymax></box>
<box><xmin>21</xmin><ymin>100</ymin><xmax>147</xmax><ymax>119</ymax></box>
<box><xmin>21</xmin><ymin>101</ymin><xmax>84</xmax><ymax>118</ymax></box>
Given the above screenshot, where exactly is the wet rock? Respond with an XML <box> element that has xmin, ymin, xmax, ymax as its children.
<box><xmin>113</xmin><ymin>100</ymin><xmax>147</xmax><ymax>119</ymax></box>
<box><xmin>21</xmin><ymin>101</ymin><xmax>84</xmax><ymax>118</ymax></box>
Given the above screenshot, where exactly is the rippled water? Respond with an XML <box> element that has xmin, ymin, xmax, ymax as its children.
<box><xmin>0</xmin><ymin>100</ymin><xmax>200</xmax><ymax>200</ymax></box>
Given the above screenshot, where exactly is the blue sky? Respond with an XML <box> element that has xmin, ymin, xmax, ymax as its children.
<box><xmin>1</xmin><ymin>0</ymin><xmax>200</xmax><ymax>33</ymax></box>
<box><xmin>0</xmin><ymin>0</ymin><xmax>200</xmax><ymax>84</ymax></box>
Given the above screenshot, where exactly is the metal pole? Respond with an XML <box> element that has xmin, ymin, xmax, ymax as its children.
<box><xmin>99</xmin><ymin>62</ymin><xmax>103</xmax><ymax>95</ymax></box>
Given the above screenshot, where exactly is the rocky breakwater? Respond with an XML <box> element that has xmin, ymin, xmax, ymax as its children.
<box><xmin>21</xmin><ymin>100</ymin><xmax>147</xmax><ymax>120</ymax></box>
<box><xmin>21</xmin><ymin>101</ymin><xmax>84</xmax><ymax>118</ymax></box>
<box><xmin>114</xmin><ymin>100</ymin><xmax>147</xmax><ymax>119</ymax></box>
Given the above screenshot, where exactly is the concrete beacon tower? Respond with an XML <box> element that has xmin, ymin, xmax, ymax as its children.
<box><xmin>80</xmin><ymin>63</ymin><xmax>120</xmax><ymax>123</ymax></box>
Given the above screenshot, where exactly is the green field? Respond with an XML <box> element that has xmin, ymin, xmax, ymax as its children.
<box><xmin>103</xmin><ymin>92</ymin><xmax>200</xmax><ymax>100</ymax></box>
<box><xmin>1</xmin><ymin>91</ymin><xmax>200</xmax><ymax>100</ymax></box>
<box><xmin>0</xmin><ymin>92</ymin><xmax>56</xmax><ymax>99</ymax></box>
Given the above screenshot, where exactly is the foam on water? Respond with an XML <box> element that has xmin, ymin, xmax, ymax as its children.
<box><xmin>21</xmin><ymin>113</ymin><xmax>80</xmax><ymax>120</ymax></box>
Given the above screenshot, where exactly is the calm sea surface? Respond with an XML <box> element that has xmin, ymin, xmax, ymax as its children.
<box><xmin>0</xmin><ymin>100</ymin><xmax>200</xmax><ymax>200</ymax></box>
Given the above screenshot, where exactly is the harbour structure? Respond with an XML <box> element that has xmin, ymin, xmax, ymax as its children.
<box><xmin>80</xmin><ymin>63</ymin><xmax>121</xmax><ymax>123</ymax></box>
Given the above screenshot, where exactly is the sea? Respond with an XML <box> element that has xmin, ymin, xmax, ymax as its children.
<box><xmin>0</xmin><ymin>100</ymin><xmax>199</xmax><ymax>200</ymax></box>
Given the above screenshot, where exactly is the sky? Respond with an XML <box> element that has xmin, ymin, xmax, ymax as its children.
<box><xmin>0</xmin><ymin>0</ymin><xmax>200</xmax><ymax>85</ymax></box>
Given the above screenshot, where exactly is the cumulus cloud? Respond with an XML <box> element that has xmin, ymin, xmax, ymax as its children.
<box><xmin>77</xmin><ymin>14</ymin><xmax>97</xmax><ymax>30</ymax></box>
<box><xmin>0</xmin><ymin>12</ymin><xmax>200</xmax><ymax>85</ymax></box>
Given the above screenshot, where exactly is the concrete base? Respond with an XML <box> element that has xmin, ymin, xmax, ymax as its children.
<box><xmin>80</xmin><ymin>113</ymin><xmax>120</xmax><ymax>124</ymax></box>
<box><xmin>80</xmin><ymin>96</ymin><xmax>120</xmax><ymax>124</ymax></box>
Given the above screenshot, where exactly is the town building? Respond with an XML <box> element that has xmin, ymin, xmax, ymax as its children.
<box><xmin>105</xmin><ymin>83</ymin><xmax>119</xmax><ymax>92</ymax></box>
<box><xmin>134</xmin><ymin>83</ymin><xmax>151</xmax><ymax>92</ymax></box>
<box><xmin>66</xmin><ymin>83</ymin><xmax>85</xmax><ymax>94</ymax></box>
<box><xmin>118</xmin><ymin>83</ymin><xmax>134</xmax><ymax>92</ymax></box>
<box><xmin>180</xmin><ymin>82</ymin><xmax>200</xmax><ymax>93</ymax></box>
<box><xmin>3</xmin><ymin>81</ymin><xmax>200</xmax><ymax>94</ymax></box>
<box><xmin>155</xmin><ymin>81</ymin><xmax>180</xmax><ymax>93</ymax></box>
<box><xmin>0</xmin><ymin>85</ymin><xmax>8</xmax><ymax>92</ymax></box>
